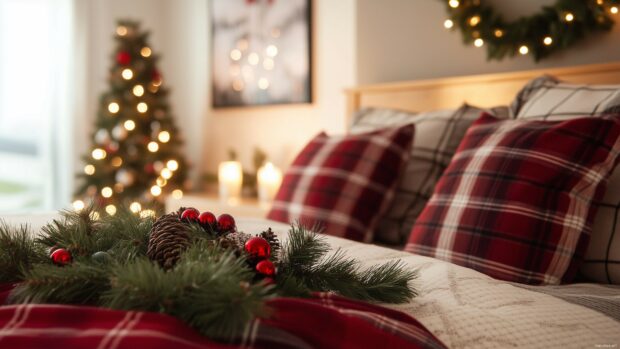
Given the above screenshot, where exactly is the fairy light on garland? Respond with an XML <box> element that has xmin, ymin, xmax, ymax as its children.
<box><xmin>441</xmin><ymin>0</ymin><xmax>618</xmax><ymax>61</ymax></box>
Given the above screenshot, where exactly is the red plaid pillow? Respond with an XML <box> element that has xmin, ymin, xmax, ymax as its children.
<box><xmin>406</xmin><ymin>113</ymin><xmax>620</xmax><ymax>285</ymax></box>
<box><xmin>267</xmin><ymin>125</ymin><xmax>414</xmax><ymax>242</ymax></box>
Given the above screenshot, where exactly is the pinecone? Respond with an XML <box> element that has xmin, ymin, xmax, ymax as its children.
<box><xmin>147</xmin><ymin>212</ymin><xmax>191</xmax><ymax>269</ymax></box>
<box><xmin>218</xmin><ymin>232</ymin><xmax>252</xmax><ymax>255</ymax></box>
<box><xmin>259</xmin><ymin>228</ymin><xmax>280</xmax><ymax>259</ymax></box>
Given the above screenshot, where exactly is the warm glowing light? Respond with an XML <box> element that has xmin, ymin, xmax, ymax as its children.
<box><xmin>111</xmin><ymin>156</ymin><xmax>123</xmax><ymax>167</ymax></box>
<box><xmin>166</xmin><ymin>159</ymin><xmax>179</xmax><ymax>171</ymax></box>
<box><xmin>101</xmin><ymin>186</ymin><xmax>113</xmax><ymax>198</ymax></box>
<box><xmin>133</xmin><ymin>85</ymin><xmax>144</xmax><ymax>97</ymax></box>
<box><xmin>172</xmin><ymin>189</ymin><xmax>183</xmax><ymax>199</ymax></box>
<box><xmin>140</xmin><ymin>209</ymin><xmax>156</xmax><ymax>218</ymax></box>
<box><xmin>92</xmin><ymin>148</ymin><xmax>107</xmax><ymax>160</ymax></box>
<box><xmin>257</xmin><ymin>162</ymin><xmax>283</xmax><ymax>205</ymax></box>
<box><xmin>597</xmin><ymin>0</ymin><xmax>604</xmax><ymax>5</ymax></box>
<box><xmin>449</xmin><ymin>0</ymin><xmax>459</xmax><ymax>8</ymax></box>
<box><xmin>469</xmin><ymin>15</ymin><xmax>481</xmax><ymax>26</ymax></box>
<box><xmin>263</xmin><ymin>58</ymin><xmax>275</xmax><ymax>70</ymax></box>
<box><xmin>140</xmin><ymin>47</ymin><xmax>152</xmax><ymax>57</ymax></box>
<box><xmin>84</xmin><ymin>164</ymin><xmax>95</xmax><ymax>175</ymax></box>
<box><xmin>158</xmin><ymin>131</ymin><xmax>170</xmax><ymax>143</ymax></box>
<box><xmin>90</xmin><ymin>211</ymin><xmax>100</xmax><ymax>221</ymax></box>
<box><xmin>494</xmin><ymin>29</ymin><xmax>504</xmax><ymax>38</ymax></box>
<box><xmin>105</xmin><ymin>204</ymin><xmax>117</xmax><ymax>216</ymax></box>
<box><xmin>116</xmin><ymin>26</ymin><xmax>127</xmax><ymax>36</ymax></box>
<box><xmin>161</xmin><ymin>168</ymin><xmax>173</xmax><ymax>179</ymax></box>
<box><xmin>248</xmin><ymin>52</ymin><xmax>260</xmax><ymax>65</ymax></box>
<box><xmin>266</xmin><ymin>45</ymin><xmax>278</xmax><ymax>57</ymax></box>
<box><xmin>147</xmin><ymin>141</ymin><xmax>159</xmax><ymax>152</ymax></box>
<box><xmin>565</xmin><ymin>13</ymin><xmax>574</xmax><ymax>22</ymax></box>
<box><xmin>474</xmin><ymin>38</ymin><xmax>484</xmax><ymax>47</ymax></box>
<box><xmin>230</xmin><ymin>49</ymin><xmax>242</xmax><ymax>61</ymax></box>
<box><xmin>150</xmin><ymin>185</ymin><xmax>162</xmax><ymax>196</ymax></box>
<box><xmin>129</xmin><ymin>202</ymin><xmax>142</xmax><ymax>213</ymax></box>
<box><xmin>122</xmin><ymin>68</ymin><xmax>133</xmax><ymax>80</ymax></box>
<box><xmin>444</xmin><ymin>19</ymin><xmax>454</xmax><ymax>29</ymax></box>
<box><xmin>73</xmin><ymin>200</ymin><xmax>85</xmax><ymax>211</ymax></box>
<box><xmin>258</xmin><ymin>78</ymin><xmax>270</xmax><ymax>90</ymax></box>
<box><xmin>124</xmin><ymin>119</ymin><xmax>136</xmax><ymax>131</ymax></box>
<box><xmin>218</xmin><ymin>161</ymin><xmax>243</xmax><ymax>204</ymax></box>
<box><xmin>108</xmin><ymin>102</ymin><xmax>120</xmax><ymax>114</ymax></box>
<box><xmin>519</xmin><ymin>45</ymin><xmax>529</xmax><ymax>55</ymax></box>
<box><xmin>137</xmin><ymin>102</ymin><xmax>148</xmax><ymax>113</ymax></box>
<box><xmin>612</xmin><ymin>6</ymin><xmax>619</xmax><ymax>14</ymax></box>
<box><xmin>156</xmin><ymin>177</ymin><xmax>167</xmax><ymax>187</ymax></box>
<box><xmin>543</xmin><ymin>36</ymin><xmax>553</xmax><ymax>45</ymax></box>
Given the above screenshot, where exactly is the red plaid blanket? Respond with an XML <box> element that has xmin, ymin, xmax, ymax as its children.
<box><xmin>0</xmin><ymin>284</ymin><xmax>445</xmax><ymax>349</ymax></box>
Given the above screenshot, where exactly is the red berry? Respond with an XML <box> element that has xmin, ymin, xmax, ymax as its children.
<box><xmin>244</xmin><ymin>237</ymin><xmax>271</xmax><ymax>259</ymax></box>
<box><xmin>51</xmin><ymin>248</ymin><xmax>72</xmax><ymax>266</ymax></box>
<box><xmin>217</xmin><ymin>213</ymin><xmax>236</xmax><ymax>232</ymax></box>
<box><xmin>199</xmin><ymin>211</ymin><xmax>217</xmax><ymax>226</ymax></box>
<box><xmin>256</xmin><ymin>259</ymin><xmax>276</xmax><ymax>277</ymax></box>
<box><xmin>180</xmin><ymin>208</ymin><xmax>200</xmax><ymax>221</ymax></box>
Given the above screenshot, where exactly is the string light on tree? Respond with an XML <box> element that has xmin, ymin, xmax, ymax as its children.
<box><xmin>108</xmin><ymin>102</ymin><xmax>120</xmax><ymax>114</ymax></box>
<box><xmin>122</xmin><ymin>68</ymin><xmax>134</xmax><ymax>80</ymax></box>
<box><xmin>72</xmin><ymin>200</ymin><xmax>85</xmax><ymax>211</ymax></box>
<box><xmin>474</xmin><ymin>38</ymin><xmax>484</xmax><ymax>47</ymax></box>
<box><xmin>92</xmin><ymin>148</ymin><xmax>107</xmax><ymax>160</ymax></box>
<box><xmin>150</xmin><ymin>185</ymin><xmax>162</xmax><ymax>196</ymax></box>
<box><xmin>172</xmin><ymin>189</ymin><xmax>183</xmax><ymax>199</ymax></box>
<box><xmin>156</xmin><ymin>177</ymin><xmax>167</xmax><ymax>187</ymax></box>
<box><xmin>140</xmin><ymin>47</ymin><xmax>152</xmax><ymax>57</ymax></box>
<box><xmin>565</xmin><ymin>13</ymin><xmax>575</xmax><ymax>22</ymax></box>
<box><xmin>519</xmin><ymin>45</ymin><xmax>529</xmax><ymax>55</ymax></box>
<box><xmin>469</xmin><ymin>15</ymin><xmax>481</xmax><ymax>26</ymax></box>
<box><xmin>147</xmin><ymin>141</ymin><xmax>159</xmax><ymax>152</ymax></box>
<box><xmin>161</xmin><ymin>168</ymin><xmax>172</xmax><ymax>179</ymax></box>
<box><xmin>543</xmin><ymin>36</ymin><xmax>553</xmax><ymax>46</ymax></box>
<box><xmin>612</xmin><ymin>6</ymin><xmax>619</xmax><ymax>14</ymax></box>
<box><xmin>133</xmin><ymin>85</ymin><xmax>144</xmax><ymax>97</ymax></box>
<box><xmin>158</xmin><ymin>131</ymin><xmax>170</xmax><ymax>143</ymax></box>
<box><xmin>137</xmin><ymin>102</ymin><xmax>148</xmax><ymax>113</ymax></box>
<box><xmin>101</xmin><ymin>186</ymin><xmax>113</xmax><ymax>198</ymax></box>
<box><xmin>116</xmin><ymin>26</ymin><xmax>128</xmax><ymax>36</ymax></box>
<box><xmin>494</xmin><ymin>29</ymin><xmax>504</xmax><ymax>38</ymax></box>
<box><xmin>124</xmin><ymin>120</ymin><xmax>136</xmax><ymax>131</ymax></box>
<box><xmin>84</xmin><ymin>164</ymin><xmax>95</xmax><ymax>175</ymax></box>
<box><xmin>111</xmin><ymin>156</ymin><xmax>123</xmax><ymax>167</ymax></box>
<box><xmin>167</xmin><ymin>160</ymin><xmax>179</xmax><ymax>171</ymax></box>
<box><xmin>449</xmin><ymin>0</ymin><xmax>459</xmax><ymax>8</ymax></box>
<box><xmin>444</xmin><ymin>19</ymin><xmax>454</xmax><ymax>29</ymax></box>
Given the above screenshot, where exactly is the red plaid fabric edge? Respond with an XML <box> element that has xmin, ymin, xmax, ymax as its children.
<box><xmin>0</xmin><ymin>284</ymin><xmax>444</xmax><ymax>349</ymax></box>
<box><xmin>267</xmin><ymin>125</ymin><xmax>414</xmax><ymax>242</ymax></box>
<box><xmin>406</xmin><ymin>113</ymin><xmax>620</xmax><ymax>285</ymax></box>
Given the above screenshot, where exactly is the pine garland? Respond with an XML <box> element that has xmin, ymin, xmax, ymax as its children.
<box><xmin>442</xmin><ymin>0</ymin><xmax>619</xmax><ymax>61</ymax></box>
<box><xmin>0</xmin><ymin>207</ymin><xmax>418</xmax><ymax>342</ymax></box>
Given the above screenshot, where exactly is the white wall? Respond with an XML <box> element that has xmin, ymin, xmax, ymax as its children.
<box><xmin>356</xmin><ymin>0</ymin><xmax>620</xmax><ymax>84</ymax></box>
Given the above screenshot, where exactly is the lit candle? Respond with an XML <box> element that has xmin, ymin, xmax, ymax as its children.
<box><xmin>218</xmin><ymin>161</ymin><xmax>243</xmax><ymax>204</ymax></box>
<box><xmin>257</xmin><ymin>162</ymin><xmax>282</xmax><ymax>206</ymax></box>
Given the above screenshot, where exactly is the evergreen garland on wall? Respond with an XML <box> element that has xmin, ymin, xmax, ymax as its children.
<box><xmin>441</xmin><ymin>0</ymin><xmax>619</xmax><ymax>61</ymax></box>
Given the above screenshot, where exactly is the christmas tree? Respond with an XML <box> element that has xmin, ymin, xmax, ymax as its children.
<box><xmin>75</xmin><ymin>20</ymin><xmax>188</xmax><ymax>214</ymax></box>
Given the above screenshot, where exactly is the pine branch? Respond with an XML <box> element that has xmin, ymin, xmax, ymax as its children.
<box><xmin>102</xmin><ymin>242</ymin><xmax>270</xmax><ymax>341</ymax></box>
<box><xmin>359</xmin><ymin>260</ymin><xmax>418</xmax><ymax>303</ymax></box>
<box><xmin>36</xmin><ymin>206</ymin><xmax>101</xmax><ymax>257</ymax></box>
<box><xmin>278</xmin><ymin>223</ymin><xmax>330</xmax><ymax>274</ymax></box>
<box><xmin>0</xmin><ymin>222</ymin><xmax>47</xmax><ymax>283</ymax></box>
<box><xmin>11</xmin><ymin>261</ymin><xmax>111</xmax><ymax>305</ymax></box>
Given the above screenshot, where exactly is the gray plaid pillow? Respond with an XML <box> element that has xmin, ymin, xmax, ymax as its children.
<box><xmin>513</xmin><ymin>76</ymin><xmax>620</xmax><ymax>284</ymax></box>
<box><xmin>350</xmin><ymin>104</ymin><xmax>509</xmax><ymax>245</ymax></box>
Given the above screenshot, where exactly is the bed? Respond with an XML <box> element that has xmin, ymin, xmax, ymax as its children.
<box><xmin>2</xmin><ymin>62</ymin><xmax>620</xmax><ymax>348</ymax></box>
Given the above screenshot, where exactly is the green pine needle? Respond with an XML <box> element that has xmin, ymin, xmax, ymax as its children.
<box><xmin>0</xmin><ymin>222</ymin><xmax>47</xmax><ymax>283</ymax></box>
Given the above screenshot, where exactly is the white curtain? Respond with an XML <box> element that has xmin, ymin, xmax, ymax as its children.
<box><xmin>0</xmin><ymin>0</ymin><xmax>79</xmax><ymax>212</ymax></box>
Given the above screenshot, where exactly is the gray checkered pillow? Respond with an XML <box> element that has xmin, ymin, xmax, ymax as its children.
<box><xmin>513</xmin><ymin>76</ymin><xmax>620</xmax><ymax>284</ymax></box>
<box><xmin>350</xmin><ymin>104</ymin><xmax>509</xmax><ymax>245</ymax></box>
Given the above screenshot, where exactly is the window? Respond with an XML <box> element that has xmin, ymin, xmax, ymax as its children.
<box><xmin>0</xmin><ymin>0</ymin><xmax>73</xmax><ymax>212</ymax></box>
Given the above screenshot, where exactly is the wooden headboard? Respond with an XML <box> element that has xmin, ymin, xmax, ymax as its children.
<box><xmin>345</xmin><ymin>61</ymin><xmax>620</xmax><ymax>125</ymax></box>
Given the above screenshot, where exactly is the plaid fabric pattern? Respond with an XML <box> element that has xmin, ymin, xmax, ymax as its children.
<box><xmin>406</xmin><ymin>113</ymin><xmax>620</xmax><ymax>285</ymax></box>
<box><xmin>0</xmin><ymin>285</ymin><xmax>445</xmax><ymax>349</ymax></box>
<box><xmin>350</xmin><ymin>104</ymin><xmax>509</xmax><ymax>245</ymax></box>
<box><xmin>267</xmin><ymin>124</ymin><xmax>414</xmax><ymax>242</ymax></box>
<box><xmin>513</xmin><ymin>76</ymin><xmax>620</xmax><ymax>284</ymax></box>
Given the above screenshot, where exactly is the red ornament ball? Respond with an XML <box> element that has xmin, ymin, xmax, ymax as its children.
<box><xmin>50</xmin><ymin>248</ymin><xmax>72</xmax><ymax>266</ymax></box>
<box><xmin>217</xmin><ymin>213</ymin><xmax>236</xmax><ymax>232</ymax></box>
<box><xmin>256</xmin><ymin>259</ymin><xmax>276</xmax><ymax>277</ymax></box>
<box><xmin>116</xmin><ymin>51</ymin><xmax>131</xmax><ymax>65</ymax></box>
<box><xmin>244</xmin><ymin>237</ymin><xmax>271</xmax><ymax>259</ymax></box>
<box><xmin>199</xmin><ymin>211</ymin><xmax>217</xmax><ymax>226</ymax></box>
<box><xmin>181</xmin><ymin>208</ymin><xmax>200</xmax><ymax>221</ymax></box>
